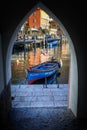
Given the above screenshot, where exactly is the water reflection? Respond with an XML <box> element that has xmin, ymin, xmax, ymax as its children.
<box><xmin>11</xmin><ymin>41</ymin><xmax>70</xmax><ymax>84</ymax></box>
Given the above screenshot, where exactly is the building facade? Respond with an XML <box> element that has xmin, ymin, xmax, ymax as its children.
<box><xmin>20</xmin><ymin>8</ymin><xmax>63</xmax><ymax>36</ymax></box>
<box><xmin>28</xmin><ymin>8</ymin><xmax>40</xmax><ymax>29</ymax></box>
<box><xmin>27</xmin><ymin>8</ymin><xmax>49</xmax><ymax>30</ymax></box>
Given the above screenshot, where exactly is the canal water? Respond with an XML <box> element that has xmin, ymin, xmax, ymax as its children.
<box><xmin>11</xmin><ymin>40</ymin><xmax>70</xmax><ymax>85</ymax></box>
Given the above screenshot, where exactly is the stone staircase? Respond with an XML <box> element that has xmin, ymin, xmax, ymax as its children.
<box><xmin>11</xmin><ymin>84</ymin><xmax>68</xmax><ymax>108</ymax></box>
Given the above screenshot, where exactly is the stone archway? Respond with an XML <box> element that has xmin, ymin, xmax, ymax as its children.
<box><xmin>6</xmin><ymin>2</ymin><xmax>78</xmax><ymax>116</ymax></box>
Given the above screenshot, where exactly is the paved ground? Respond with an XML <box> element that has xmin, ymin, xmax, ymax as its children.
<box><xmin>4</xmin><ymin>84</ymin><xmax>87</xmax><ymax>130</ymax></box>
<box><xmin>7</xmin><ymin>107</ymin><xmax>87</xmax><ymax>130</ymax></box>
<box><xmin>11</xmin><ymin>84</ymin><xmax>68</xmax><ymax>108</ymax></box>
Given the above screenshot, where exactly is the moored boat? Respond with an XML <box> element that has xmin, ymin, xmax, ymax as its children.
<box><xmin>47</xmin><ymin>39</ymin><xmax>58</xmax><ymax>47</ymax></box>
<box><xmin>27</xmin><ymin>61</ymin><xmax>61</xmax><ymax>84</ymax></box>
<box><xmin>45</xmin><ymin>34</ymin><xmax>58</xmax><ymax>47</ymax></box>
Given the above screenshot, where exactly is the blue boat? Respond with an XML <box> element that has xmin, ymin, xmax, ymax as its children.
<box><xmin>27</xmin><ymin>61</ymin><xmax>61</xmax><ymax>84</ymax></box>
<box><xmin>45</xmin><ymin>34</ymin><xmax>58</xmax><ymax>47</ymax></box>
<box><xmin>30</xmin><ymin>71</ymin><xmax>61</xmax><ymax>84</ymax></box>
<box><xmin>46</xmin><ymin>39</ymin><xmax>58</xmax><ymax>47</ymax></box>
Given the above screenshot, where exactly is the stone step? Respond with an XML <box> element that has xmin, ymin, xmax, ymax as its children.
<box><xmin>11</xmin><ymin>84</ymin><xmax>68</xmax><ymax>108</ymax></box>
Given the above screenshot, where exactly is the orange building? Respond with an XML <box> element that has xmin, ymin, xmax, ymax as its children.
<box><xmin>28</xmin><ymin>8</ymin><xmax>40</xmax><ymax>29</ymax></box>
<box><xmin>26</xmin><ymin>8</ymin><xmax>49</xmax><ymax>30</ymax></box>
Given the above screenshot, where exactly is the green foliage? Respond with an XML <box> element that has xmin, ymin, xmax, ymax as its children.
<box><xmin>42</xmin><ymin>29</ymin><xmax>49</xmax><ymax>34</ymax></box>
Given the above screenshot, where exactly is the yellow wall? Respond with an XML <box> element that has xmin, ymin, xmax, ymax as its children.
<box><xmin>40</xmin><ymin>9</ymin><xmax>49</xmax><ymax>29</ymax></box>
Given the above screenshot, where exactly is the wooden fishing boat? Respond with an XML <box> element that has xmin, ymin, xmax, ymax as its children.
<box><xmin>32</xmin><ymin>71</ymin><xmax>61</xmax><ymax>84</ymax></box>
<box><xmin>27</xmin><ymin>61</ymin><xmax>61</xmax><ymax>84</ymax></box>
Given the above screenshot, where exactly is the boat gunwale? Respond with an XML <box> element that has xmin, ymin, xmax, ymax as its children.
<box><xmin>27</xmin><ymin>61</ymin><xmax>59</xmax><ymax>72</ymax></box>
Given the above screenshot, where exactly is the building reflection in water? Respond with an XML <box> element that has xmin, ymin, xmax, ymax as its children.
<box><xmin>11</xmin><ymin>41</ymin><xmax>70</xmax><ymax>84</ymax></box>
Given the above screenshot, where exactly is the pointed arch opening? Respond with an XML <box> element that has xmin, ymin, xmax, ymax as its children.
<box><xmin>6</xmin><ymin>2</ymin><xmax>78</xmax><ymax>116</ymax></box>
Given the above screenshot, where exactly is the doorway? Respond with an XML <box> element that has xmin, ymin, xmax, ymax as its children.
<box><xmin>6</xmin><ymin>2</ymin><xmax>78</xmax><ymax>116</ymax></box>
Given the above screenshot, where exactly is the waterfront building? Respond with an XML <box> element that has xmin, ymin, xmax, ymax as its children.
<box><xmin>18</xmin><ymin>8</ymin><xmax>63</xmax><ymax>39</ymax></box>
<box><xmin>27</xmin><ymin>8</ymin><xmax>50</xmax><ymax>30</ymax></box>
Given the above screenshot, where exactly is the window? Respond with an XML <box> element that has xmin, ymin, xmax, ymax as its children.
<box><xmin>33</xmin><ymin>12</ymin><xmax>36</xmax><ymax>16</ymax></box>
<box><xmin>33</xmin><ymin>18</ymin><xmax>36</xmax><ymax>23</ymax></box>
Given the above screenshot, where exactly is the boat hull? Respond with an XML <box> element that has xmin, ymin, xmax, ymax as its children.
<box><xmin>27</xmin><ymin>61</ymin><xmax>60</xmax><ymax>84</ymax></box>
<box><xmin>30</xmin><ymin>72</ymin><xmax>61</xmax><ymax>84</ymax></box>
<box><xmin>27</xmin><ymin>67</ymin><xmax>57</xmax><ymax>84</ymax></box>
<box><xmin>47</xmin><ymin>40</ymin><xmax>58</xmax><ymax>47</ymax></box>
